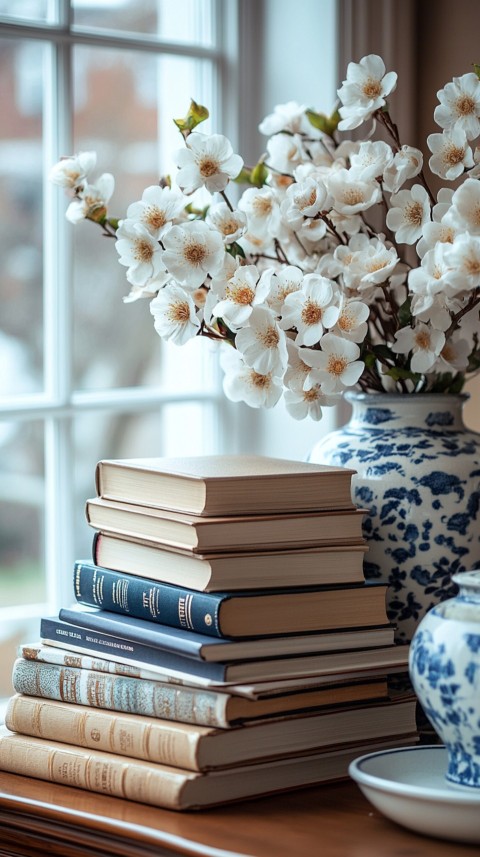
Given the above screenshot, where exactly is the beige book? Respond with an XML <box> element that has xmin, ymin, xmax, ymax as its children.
<box><xmin>0</xmin><ymin>726</ymin><xmax>419</xmax><ymax>810</ymax></box>
<box><xmin>86</xmin><ymin>498</ymin><xmax>367</xmax><ymax>553</ymax></box>
<box><xmin>4</xmin><ymin>696</ymin><xmax>417</xmax><ymax>772</ymax></box>
<box><xmin>93</xmin><ymin>532</ymin><xmax>368</xmax><ymax>591</ymax></box>
<box><xmin>95</xmin><ymin>454</ymin><xmax>356</xmax><ymax>516</ymax></box>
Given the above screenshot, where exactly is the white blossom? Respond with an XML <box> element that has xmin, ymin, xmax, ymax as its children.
<box><xmin>417</xmin><ymin>220</ymin><xmax>458</xmax><ymax>260</ymax></box>
<box><xmin>162</xmin><ymin>220</ymin><xmax>225</xmax><ymax>288</ymax></box>
<box><xmin>266</xmin><ymin>133</ymin><xmax>304</xmax><ymax>175</ymax></box>
<box><xmin>259</xmin><ymin>101</ymin><xmax>310</xmax><ymax>136</ymax></box>
<box><xmin>327</xmin><ymin>169</ymin><xmax>381</xmax><ymax>215</ymax></box>
<box><xmin>333</xmin><ymin>299</ymin><xmax>370</xmax><ymax>343</ymax></box>
<box><xmin>284</xmin><ymin>339</ymin><xmax>313</xmax><ymax>388</ymax></box>
<box><xmin>349</xmin><ymin>140</ymin><xmax>394</xmax><ymax>181</ymax></box>
<box><xmin>174</xmin><ymin>132</ymin><xmax>243</xmax><ymax>194</ymax></box>
<box><xmin>115</xmin><ymin>220</ymin><xmax>167</xmax><ymax>287</ymax></box>
<box><xmin>382</xmin><ymin>146</ymin><xmax>423</xmax><ymax>194</ymax></box>
<box><xmin>284</xmin><ymin>382</ymin><xmax>340</xmax><ymax>421</ymax></box>
<box><xmin>235</xmin><ymin>306</ymin><xmax>288</xmax><ymax>375</ymax></box>
<box><xmin>337</xmin><ymin>54</ymin><xmax>397</xmax><ymax>131</ymax></box>
<box><xmin>212</xmin><ymin>265</ymin><xmax>269</xmax><ymax>329</ymax></box>
<box><xmin>303</xmin><ymin>333</ymin><xmax>364</xmax><ymax>393</ymax></box>
<box><xmin>126</xmin><ymin>185</ymin><xmax>186</xmax><ymax>239</ymax></box>
<box><xmin>280</xmin><ymin>275</ymin><xmax>339</xmax><ymax>346</ymax></box>
<box><xmin>447</xmin><ymin>179</ymin><xmax>480</xmax><ymax>234</ymax></box>
<box><xmin>221</xmin><ymin>347</ymin><xmax>283</xmax><ymax>409</ymax></box>
<box><xmin>434</xmin><ymin>334</ymin><xmax>471</xmax><ymax>373</ymax></box>
<box><xmin>65</xmin><ymin>174</ymin><xmax>115</xmax><ymax>224</ymax></box>
<box><xmin>350</xmin><ymin>237</ymin><xmax>399</xmax><ymax>289</ymax></box>
<box><xmin>150</xmin><ymin>283</ymin><xmax>201</xmax><ymax>345</ymax></box>
<box><xmin>206</xmin><ymin>203</ymin><xmax>247</xmax><ymax>244</ymax></box>
<box><xmin>238</xmin><ymin>187</ymin><xmax>283</xmax><ymax>237</ymax></box>
<box><xmin>265</xmin><ymin>266</ymin><xmax>304</xmax><ymax>313</ymax></box>
<box><xmin>391</xmin><ymin>322</ymin><xmax>445</xmax><ymax>373</ymax></box>
<box><xmin>49</xmin><ymin>151</ymin><xmax>96</xmax><ymax>188</ymax></box>
<box><xmin>443</xmin><ymin>233</ymin><xmax>480</xmax><ymax>290</ymax></box>
<box><xmin>280</xmin><ymin>177</ymin><xmax>328</xmax><ymax>230</ymax></box>
<box><xmin>434</xmin><ymin>73</ymin><xmax>480</xmax><ymax>140</ymax></box>
<box><xmin>427</xmin><ymin>128</ymin><xmax>474</xmax><ymax>181</ymax></box>
<box><xmin>386</xmin><ymin>184</ymin><xmax>431</xmax><ymax>245</ymax></box>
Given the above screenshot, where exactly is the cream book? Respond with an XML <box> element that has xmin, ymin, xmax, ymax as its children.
<box><xmin>92</xmin><ymin>532</ymin><xmax>368</xmax><ymax>591</ymax></box>
<box><xmin>0</xmin><ymin>727</ymin><xmax>418</xmax><ymax>811</ymax></box>
<box><xmin>5</xmin><ymin>695</ymin><xmax>416</xmax><ymax>772</ymax></box>
<box><xmin>86</xmin><ymin>497</ymin><xmax>367</xmax><ymax>553</ymax></box>
<box><xmin>95</xmin><ymin>454</ymin><xmax>356</xmax><ymax>516</ymax></box>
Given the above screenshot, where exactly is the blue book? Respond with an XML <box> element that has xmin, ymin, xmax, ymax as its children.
<box><xmin>58</xmin><ymin>601</ymin><xmax>389</xmax><ymax>663</ymax></box>
<box><xmin>73</xmin><ymin>560</ymin><xmax>388</xmax><ymax>639</ymax></box>
<box><xmin>41</xmin><ymin>615</ymin><xmax>407</xmax><ymax>685</ymax></box>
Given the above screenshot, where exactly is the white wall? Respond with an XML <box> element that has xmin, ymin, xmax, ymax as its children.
<box><xmin>236</xmin><ymin>0</ymin><xmax>340</xmax><ymax>461</ymax></box>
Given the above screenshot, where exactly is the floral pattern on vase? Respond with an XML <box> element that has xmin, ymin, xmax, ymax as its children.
<box><xmin>309</xmin><ymin>393</ymin><xmax>480</xmax><ymax>643</ymax></box>
<box><xmin>409</xmin><ymin>570</ymin><xmax>480</xmax><ymax>789</ymax></box>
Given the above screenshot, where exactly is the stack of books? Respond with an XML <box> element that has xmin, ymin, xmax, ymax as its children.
<box><xmin>0</xmin><ymin>455</ymin><xmax>417</xmax><ymax>811</ymax></box>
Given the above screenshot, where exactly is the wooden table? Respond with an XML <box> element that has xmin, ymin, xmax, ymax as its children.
<box><xmin>0</xmin><ymin>772</ymin><xmax>477</xmax><ymax>857</ymax></box>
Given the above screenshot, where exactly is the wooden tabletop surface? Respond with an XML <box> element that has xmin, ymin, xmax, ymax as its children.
<box><xmin>0</xmin><ymin>772</ymin><xmax>478</xmax><ymax>857</ymax></box>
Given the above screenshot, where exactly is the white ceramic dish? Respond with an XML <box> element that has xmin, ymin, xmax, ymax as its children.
<box><xmin>349</xmin><ymin>745</ymin><xmax>480</xmax><ymax>844</ymax></box>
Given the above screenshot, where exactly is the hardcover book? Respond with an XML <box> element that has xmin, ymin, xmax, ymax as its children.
<box><xmin>11</xmin><ymin>661</ymin><xmax>388</xmax><ymax>728</ymax></box>
<box><xmin>92</xmin><ymin>532</ymin><xmax>368</xmax><ymax>591</ymax></box>
<box><xmin>5</xmin><ymin>694</ymin><xmax>417</xmax><ymax>771</ymax></box>
<box><xmin>59</xmin><ymin>591</ymin><xmax>390</xmax><ymax>659</ymax></box>
<box><xmin>0</xmin><ymin>727</ymin><xmax>419</xmax><ymax>811</ymax></box>
<box><xmin>73</xmin><ymin>563</ymin><xmax>386</xmax><ymax>638</ymax></box>
<box><xmin>40</xmin><ymin>615</ymin><xmax>410</xmax><ymax>684</ymax></box>
<box><xmin>86</xmin><ymin>498</ymin><xmax>367</xmax><ymax>553</ymax></box>
<box><xmin>20</xmin><ymin>636</ymin><xmax>396</xmax><ymax>694</ymax></box>
<box><xmin>95</xmin><ymin>454</ymin><xmax>356</xmax><ymax>516</ymax></box>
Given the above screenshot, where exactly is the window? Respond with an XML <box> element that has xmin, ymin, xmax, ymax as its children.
<box><xmin>0</xmin><ymin>0</ymin><xmax>241</xmax><ymax>701</ymax></box>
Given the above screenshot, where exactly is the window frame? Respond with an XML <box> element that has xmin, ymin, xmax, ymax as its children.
<box><xmin>0</xmin><ymin>0</ymin><xmax>247</xmax><ymax>639</ymax></box>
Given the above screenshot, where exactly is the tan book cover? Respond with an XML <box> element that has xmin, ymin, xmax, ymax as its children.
<box><xmin>95</xmin><ymin>454</ymin><xmax>356</xmax><ymax>516</ymax></box>
<box><xmin>5</xmin><ymin>696</ymin><xmax>416</xmax><ymax>772</ymax></box>
<box><xmin>86</xmin><ymin>498</ymin><xmax>367</xmax><ymax>553</ymax></box>
<box><xmin>0</xmin><ymin>727</ymin><xmax>419</xmax><ymax>811</ymax></box>
<box><xmin>92</xmin><ymin>532</ymin><xmax>368</xmax><ymax>591</ymax></box>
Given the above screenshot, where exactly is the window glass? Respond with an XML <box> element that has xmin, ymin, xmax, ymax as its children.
<box><xmin>0</xmin><ymin>420</ymin><xmax>45</xmax><ymax>608</ymax></box>
<box><xmin>71</xmin><ymin>45</ymin><xmax>215</xmax><ymax>390</ymax></box>
<box><xmin>72</xmin><ymin>0</ymin><xmax>215</xmax><ymax>45</ymax></box>
<box><xmin>73</xmin><ymin>397</ymin><xmax>221</xmax><ymax>559</ymax></box>
<box><xmin>0</xmin><ymin>0</ymin><xmax>52</xmax><ymax>23</ymax></box>
<box><xmin>0</xmin><ymin>39</ymin><xmax>44</xmax><ymax>397</ymax></box>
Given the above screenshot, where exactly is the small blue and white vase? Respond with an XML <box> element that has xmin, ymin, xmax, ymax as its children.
<box><xmin>309</xmin><ymin>392</ymin><xmax>480</xmax><ymax>643</ymax></box>
<box><xmin>409</xmin><ymin>570</ymin><xmax>480</xmax><ymax>789</ymax></box>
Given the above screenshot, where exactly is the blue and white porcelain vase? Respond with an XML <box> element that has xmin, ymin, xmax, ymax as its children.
<box><xmin>409</xmin><ymin>570</ymin><xmax>480</xmax><ymax>789</ymax></box>
<box><xmin>309</xmin><ymin>392</ymin><xmax>480</xmax><ymax>643</ymax></box>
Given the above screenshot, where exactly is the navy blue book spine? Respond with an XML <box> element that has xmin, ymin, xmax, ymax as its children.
<box><xmin>74</xmin><ymin>561</ymin><xmax>227</xmax><ymax>638</ymax></box>
<box><xmin>40</xmin><ymin>617</ymin><xmax>228</xmax><ymax>681</ymax></box>
<box><xmin>58</xmin><ymin>606</ymin><xmax>233</xmax><ymax>660</ymax></box>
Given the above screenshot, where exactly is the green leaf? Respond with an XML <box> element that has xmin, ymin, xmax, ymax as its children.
<box><xmin>373</xmin><ymin>344</ymin><xmax>394</xmax><ymax>361</ymax></box>
<box><xmin>234</xmin><ymin>161</ymin><xmax>269</xmax><ymax>187</ymax></box>
<box><xmin>250</xmin><ymin>160</ymin><xmax>269</xmax><ymax>187</ymax></box>
<box><xmin>226</xmin><ymin>242</ymin><xmax>246</xmax><ymax>259</ymax></box>
<box><xmin>474</xmin><ymin>63</ymin><xmax>480</xmax><ymax>80</ymax></box>
<box><xmin>306</xmin><ymin>108</ymin><xmax>340</xmax><ymax>137</ymax></box>
<box><xmin>233</xmin><ymin>167</ymin><xmax>253</xmax><ymax>185</ymax></box>
<box><xmin>363</xmin><ymin>352</ymin><xmax>377</xmax><ymax>369</ymax></box>
<box><xmin>385</xmin><ymin>366</ymin><xmax>421</xmax><ymax>383</ymax></box>
<box><xmin>398</xmin><ymin>297</ymin><xmax>413</xmax><ymax>328</ymax></box>
<box><xmin>173</xmin><ymin>99</ymin><xmax>209</xmax><ymax>136</ymax></box>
